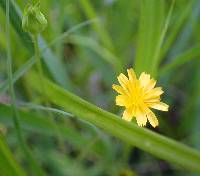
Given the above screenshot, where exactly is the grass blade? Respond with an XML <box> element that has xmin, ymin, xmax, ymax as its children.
<box><xmin>151</xmin><ymin>0</ymin><xmax>175</xmax><ymax>76</ymax></box>
<box><xmin>160</xmin><ymin>45</ymin><xmax>200</xmax><ymax>76</ymax></box>
<box><xmin>68</xmin><ymin>34</ymin><xmax>121</xmax><ymax>72</ymax></box>
<box><xmin>79</xmin><ymin>0</ymin><xmax>115</xmax><ymax>52</ymax></box>
<box><xmin>135</xmin><ymin>0</ymin><xmax>165</xmax><ymax>75</ymax></box>
<box><xmin>0</xmin><ymin>134</ymin><xmax>26</xmax><ymax>176</ymax></box>
<box><xmin>160</xmin><ymin>0</ymin><xmax>195</xmax><ymax>59</ymax></box>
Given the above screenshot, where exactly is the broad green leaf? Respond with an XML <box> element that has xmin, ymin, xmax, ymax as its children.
<box><xmin>135</xmin><ymin>0</ymin><xmax>165</xmax><ymax>75</ymax></box>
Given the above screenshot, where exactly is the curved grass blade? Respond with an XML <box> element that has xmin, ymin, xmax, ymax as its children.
<box><xmin>19</xmin><ymin>102</ymin><xmax>73</xmax><ymax>117</ymax></box>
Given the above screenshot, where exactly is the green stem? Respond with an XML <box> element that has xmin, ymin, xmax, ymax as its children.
<box><xmin>33</xmin><ymin>34</ymin><xmax>65</xmax><ymax>151</ymax></box>
<box><xmin>6</xmin><ymin>1</ymin><xmax>45</xmax><ymax>176</ymax></box>
<box><xmin>33</xmin><ymin>35</ymin><xmax>46</xmax><ymax>99</ymax></box>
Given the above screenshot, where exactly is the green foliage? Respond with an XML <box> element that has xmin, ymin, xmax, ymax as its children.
<box><xmin>135</xmin><ymin>0</ymin><xmax>165</xmax><ymax>76</ymax></box>
<box><xmin>0</xmin><ymin>134</ymin><xmax>26</xmax><ymax>176</ymax></box>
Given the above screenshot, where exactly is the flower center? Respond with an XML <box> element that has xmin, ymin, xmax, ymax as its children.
<box><xmin>128</xmin><ymin>81</ymin><xmax>144</xmax><ymax>107</ymax></box>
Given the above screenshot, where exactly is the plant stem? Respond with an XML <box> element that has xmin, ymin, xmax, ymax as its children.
<box><xmin>33</xmin><ymin>34</ymin><xmax>65</xmax><ymax>151</ymax></box>
<box><xmin>33</xmin><ymin>35</ymin><xmax>46</xmax><ymax>98</ymax></box>
<box><xmin>6</xmin><ymin>1</ymin><xmax>45</xmax><ymax>175</ymax></box>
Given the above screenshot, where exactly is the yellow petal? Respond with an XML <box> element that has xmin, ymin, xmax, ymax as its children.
<box><xmin>115</xmin><ymin>95</ymin><xmax>126</xmax><ymax>106</ymax></box>
<box><xmin>131</xmin><ymin>105</ymin><xmax>137</xmax><ymax>117</ymax></box>
<box><xmin>146</xmin><ymin>111</ymin><xmax>159</xmax><ymax>128</ymax></box>
<box><xmin>149</xmin><ymin>102</ymin><xmax>169</xmax><ymax>111</ymax></box>
<box><xmin>135</xmin><ymin>106</ymin><xmax>147</xmax><ymax>127</ymax></box>
<box><xmin>136</xmin><ymin>115</ymin><xmax>147</xmax><ymax>127</ymax></box>
<box><xmin>117</xmin><ymin>73</ymin><xmax>130</xmax><ymax>93</ymax></box>
<box><xmin>139</xmin><ymin>72</ymin><xmax>150</xmax><ymax>87</ymax></box>
<box><xmin>127</xmin><ymin>68</ymin><xmax>136</xmax><ymax>82</ymax></box>
<box><xmin>144</xmin><ymin>87</ymin><xmax>163</xmax><ymax>102</ymax></box>
<box><xmin>144</xmin><ymin>79</ymin><xmax>156</xmax><ymax>92</ymax></box>
<box><xmin>117</xmin><ymin>73</ymin><xmax>128</xmax><ymax>87</ymax></box>
<box><xmin>112</xmin><ymin>84</ymin><xmax>125</xmax><ymax>95</ymax></box>
<box><xmin>122</xmin><ymin>108</ymin><xmax>132</xmax><ymax>121</ymax></box>
<box><xmin>149</xmin><ymin>87</ymin><xmax>164</xmax><ymax>96</ymax></box>
<box><xmin>144</xmin><ymin>97</ymin><xmax>160</xmax><ymax>104</ymax></box>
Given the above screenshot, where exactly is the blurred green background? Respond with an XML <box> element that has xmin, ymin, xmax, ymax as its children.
<box><xmin>0</xmin><ymin>0</ymin><xmax>200</xmax><ymax>175</ymax></box>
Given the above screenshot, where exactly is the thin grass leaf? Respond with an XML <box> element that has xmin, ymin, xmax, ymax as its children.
<box><xmin>160</xmin><ymin>45</ymin><xmax>200</xmax><ymax>76</ymax></box>
<box><xmin>166</xmin><ymin>0</ymin><xmax>200</xmax><ymax>58</ymax></box>
<box><xmin>5</xmin><ymin>1</ymin><xmax>46</xmax><ymax>175</ymax></box>
<box><xmin>0</xmin><ymin>56</ymin><xmax>35</xmax><ymax>95</ymax></box>
<box><xmin>79</xmin><ymin>0</ymin><xmax>115</xmax><ymax>52</ymax></box>
<box><xmin>0</xmin><ymin>134</ymin><xmax>26</xmax><ymax>176</ymax></box>
<box><xmin>151</xmin><ymin>0</ymin><xmax>175</xmax><ymax>76</ymax></box>
<box><xmin>177</xmin><ymin>60</ymin><xmax>200</xmax><ymax>136</ymax></box>
<box><xmin>68</xmin><ymin>34</ymin><xmax>122</xmax><ymax>72</ymax></box>
<box><xmin>160</xmin><ymin>0</ymin><xmax>195</xmax><ymax>59</ymax></box>
<box><xmin>0</xmin><ymin>0</ymin><xmax>33</xmax><ymax>52</ymax></box>
<box><xmin>19</xmin><ymin>102</ymin><xmax>73</xmax><ymax>117</ymax></box>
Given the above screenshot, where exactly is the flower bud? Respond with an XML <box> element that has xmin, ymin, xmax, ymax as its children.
<box><xmin>22</xmin><ymin>2</ymin><xmax>47</xmax><ymax>34</ymax></box>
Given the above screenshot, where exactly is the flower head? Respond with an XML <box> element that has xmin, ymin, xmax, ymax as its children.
<box><xmin>112</xmin><ymin>68</ymin><xmax>169</xmax><ymax>127</ymax></box>
<box><xmin>22</xmin><ymin>2</ymin><xmax>47</xmax><ymax>34</ymax></box>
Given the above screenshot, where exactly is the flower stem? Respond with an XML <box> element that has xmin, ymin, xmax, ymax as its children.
<box><xmin>6</xmin><ymin>1</ymin><xmax>45</xmax><ymax>175</ymax></box>
<box><xmin>33</xmin><ymin>35</ymin><xmax>46</xmax><ymax>99</ymax></box>
<box><xmin>33</xmin><ymin>34</ymin><xmax>65</xmax><ymax>151</ymax></box>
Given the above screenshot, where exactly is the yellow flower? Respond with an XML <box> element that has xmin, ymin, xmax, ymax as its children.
<box><xmin>112</xmin><ymin>68</ymin><xmax>169</xmax><ymax>128</ymax></box>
